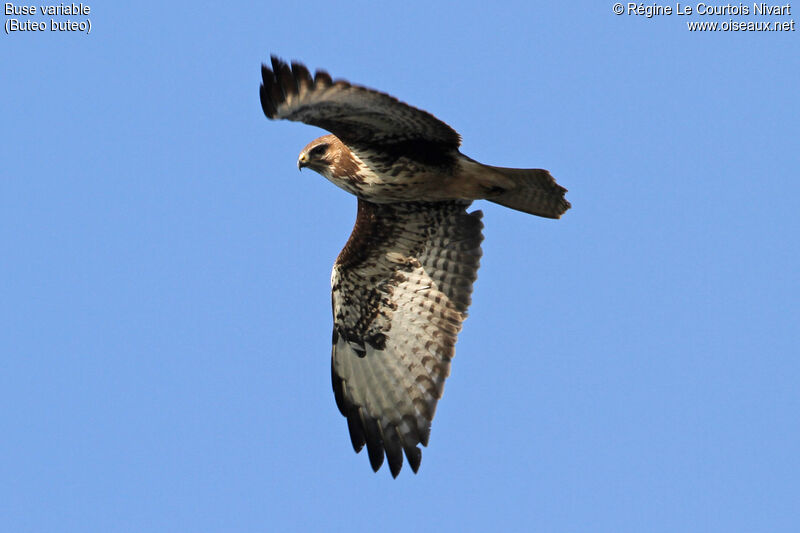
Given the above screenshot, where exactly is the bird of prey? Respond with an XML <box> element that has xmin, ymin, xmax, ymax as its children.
<box><xmin>260</xmin><ymin>56</ymin><xmax>570</xmax><ymax>477</ymax></box>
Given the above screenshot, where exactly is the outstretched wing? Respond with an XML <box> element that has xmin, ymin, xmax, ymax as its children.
<box><xmin>260</xmin><ymin>56</ymin><xmax>461</xmax><ymax>148</ymax></box>
<box><xmin>331</xmin><ymin>200</ymin><xmax>483</xmax><ymax>477</ymax></box>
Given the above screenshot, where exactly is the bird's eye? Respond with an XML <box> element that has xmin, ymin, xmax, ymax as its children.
<box><xmin>309</xmin><ymin>143</ymin><xmax>329</xmax><ymax>157</ymax></box>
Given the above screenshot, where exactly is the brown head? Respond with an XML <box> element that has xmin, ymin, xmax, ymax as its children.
<box><xmin>297</xmin><ymin>134</ymin><xmax>343</xmax><ymax>178</ymax></box>
<box><xmin>297</xmin><ymin>134</ymin><xmax>365</xmax><ymax>197</ymax></box>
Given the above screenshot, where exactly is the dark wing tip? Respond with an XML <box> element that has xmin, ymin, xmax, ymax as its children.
<box><xmin>268</xmin><ymin>55</ymin><xmax>329</xmax><ymax>90</ymax></box>
<box><xmin>277</xmin><ymin>60</ymin><xmax>297</xmax><ymax>98</ymax></box>
<box><xmin>261</xmin><ymin>55</ymin><xmax>309</xmax><ymax>118</ymax></box>
<box><xmin>381</xmin><ymin>424</ymin><xmax>404</xmax><ymax>478</ymax></box>
<box><xmin>258</xmin><ymin>88</ymin><xmax>276</xmax><ymax>118</ymax></box>
<box><xmin>404</xmin><ymin>445</ymin><xmax>422</xmax><ymax>473</ymax></box>
<box><xmin>270</xmin><ymin>55</ymin><xmax>285</xmax><ymax>74</ymax></box>
<box><xmin>291</xmin><ymin>61</ymin><xmax>313</xmax><ymax>91</ymax></box>
<box><xmin>345</xmin><ymin>411</ymin><xmax>366</xmax><ymax>453</ymax></box>
<box><xmin>259</xmin><ymin>63</ymin><xmax>276</xmax><ymax>118</ymax></box>
<box><xmin>336</xmin><ymin>371</ymin><xmax>419</xmax><ymax>477</ymax></box>
<box><xmin>260</xmin><ymin>62</ymin><xmax>273</xmax><ymax>81</ymax></box>
<box><xmin>359</xmin><ymin>410</ymin><xmax>385</xmax><ymax>473</ymax></box>
<box><xmin>314</xmin><ymin>69</ymin><xmax>332</xmax><ymax>88</ymax></box>
<box><xmin>260</xmin><ymin>60</ymin><xmax>285</xmax><ymax>119</ymax></box>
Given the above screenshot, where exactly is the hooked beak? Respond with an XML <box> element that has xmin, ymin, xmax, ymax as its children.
<box><xmin>297</xmin><ymin>153</ymin><xmax>309</xmax><ymax>170</ymax></box>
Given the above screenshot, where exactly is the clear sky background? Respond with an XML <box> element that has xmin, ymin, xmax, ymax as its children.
<box><xmin>2</xmin><ymin>1</ymin><xmax>798</xmax><ymax>532</ymax></box>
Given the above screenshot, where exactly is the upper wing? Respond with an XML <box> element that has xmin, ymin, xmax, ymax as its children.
<box><xmin>330</xmin><ymin>199</ymin><xmax>483</xmax><ymax>477</ymax></box>
<box><xmin>260</xmin><ymin>56</ymin><xmax>461</xmax><ymax>147</ymax></box>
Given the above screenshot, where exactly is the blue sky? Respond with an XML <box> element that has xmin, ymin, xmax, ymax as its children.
<box><xmin>2</xmin><ymin>2</ymin><xmax>798</xmax><ymax>532</ymax></box>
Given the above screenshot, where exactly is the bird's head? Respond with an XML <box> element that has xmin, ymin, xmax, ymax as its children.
<box><xmin>298</xmin><ymin>134</ymin><xmax>338</xmax><ymax>176</ymax></box>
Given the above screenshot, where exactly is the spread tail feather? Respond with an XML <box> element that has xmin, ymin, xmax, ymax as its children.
<box><xmin>483</xmin><ymin>165</ymin><xmax>571</xmax><ymax>219</ymax></box>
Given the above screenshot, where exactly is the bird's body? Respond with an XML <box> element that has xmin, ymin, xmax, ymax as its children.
<box><xmin>299</xmin><ymin>134</ymin><xmax>567</xmax><ymax>214</ymax></box>
<box><xmin>260</xmin><ymin>57</ymin><xmax>570</xmax><ymax>477</ymax></box>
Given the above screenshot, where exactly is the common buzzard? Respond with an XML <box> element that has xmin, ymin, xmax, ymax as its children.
<box><xmin>260</xmin><ymin>56</ymin><xmax>570</xmax><ymax>477</ymax></box>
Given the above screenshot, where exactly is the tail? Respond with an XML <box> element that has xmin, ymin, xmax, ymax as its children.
<box><xmin>482</xmin><ymin>165</ymin><xmax>571</xmax><ymax>219</ymax></box>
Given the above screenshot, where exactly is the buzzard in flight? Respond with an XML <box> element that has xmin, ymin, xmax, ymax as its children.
<box><xmin>260</xmin><ymin>56</ymin><xmax>570</xmax><ymax>477</ymax></box>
